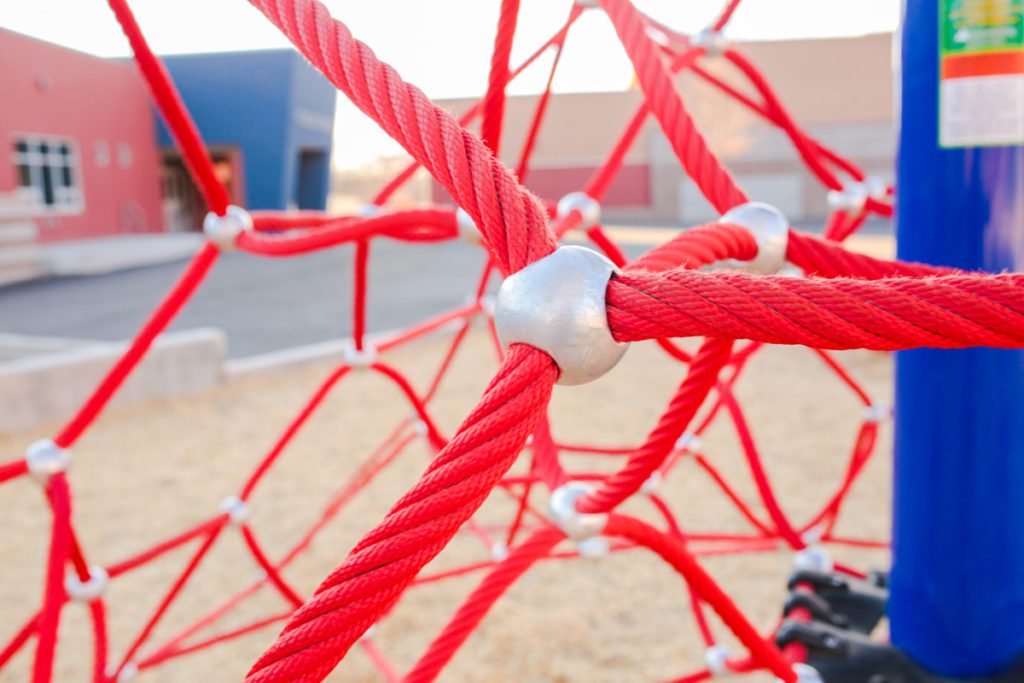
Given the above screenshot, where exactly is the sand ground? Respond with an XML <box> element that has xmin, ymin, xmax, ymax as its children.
<box><xmin>0</xmin><ymin>323</ymin><xmax>893</xmax><ymax>682</ymax></box>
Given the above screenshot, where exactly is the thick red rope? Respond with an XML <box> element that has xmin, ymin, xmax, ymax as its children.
<box><xmin>247</xmin><ymin>0</ymin><xmax>556</xmax><ymax>274</ymax></box>
<box><xmin>607</xmin><ymin>269</ymin><xmax>1024</xmax><ymax>350</ymax></box>
<box><xmin>246</xmin><ymin>344</ymin><xmax>557</xmax><ymax>682</ymax></box>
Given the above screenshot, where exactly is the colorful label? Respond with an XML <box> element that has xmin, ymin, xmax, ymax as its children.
<box><xmin>938</xmin><ymin>0</ymin><xmax>1024</xmax><ymax>147</ymax></box>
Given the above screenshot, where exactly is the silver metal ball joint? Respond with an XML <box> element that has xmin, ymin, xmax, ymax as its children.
<box><xmin>719</xmin><ymin>202</ymin><xmax>790</xmax><ymax>275</ymax></box>
<box><xmin>556</xmin><ymin>192</ymin><xmax>601</xmax><ymax>231</ymax></box>
<box><xmin>704</xmin><ymin>644</ymin><xmax>733</xmax><ymax>677</ymax></box>
<box><xmin>65</xmin><ymin>565</ymin><xmax>109</xmax><ymax>603</ymax></box>
<box><xmin>548</xmin><ymin>482</ymin><xmax>608</xmax><ymax>541</ymax></box>
<box><xmin>25</xmin><ymin>439</ymin><xmax>70</xmax><ymax>482</ymax></box>
<box><xmin>494</xmin><ymin>245</ymin><xmax>629</xmax><ymax>386</ymax></box>
<box><xmin>693</xmin><ymin>27</ymin><xmax>728</xmax><ymax>57</ymax></box>
<box><xmin>203</xmin><ymin>205</ymin><xmax>252</xmax><ymax>250</ymax></box>
<box><xmin>455</xmin><ymin>207</ymin><xmax>483</xmax><ymax>245</ymax></box>
<box><xmin>219</xmin><ymin>495</ymin><xmax>250</xmax><ymax>526</ymax></box>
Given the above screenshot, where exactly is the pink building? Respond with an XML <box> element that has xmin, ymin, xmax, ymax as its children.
<box><xmin>0</xmin><ymin>28</ymin><xmax>163</xmax><ymax>243</ymax></box>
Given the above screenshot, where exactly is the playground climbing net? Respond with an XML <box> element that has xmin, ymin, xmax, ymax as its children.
<box><xmin>4</xmin><ymin>0</ymin><xmax>1024</xmax><ymax>681</ymax></box>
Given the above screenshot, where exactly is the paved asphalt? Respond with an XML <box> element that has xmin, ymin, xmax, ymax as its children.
<box><xmin>0</xmin><ymin>220</ymin><xmax>887</xmax><ymax>359</ymax></box>
<box><xmin>0</xmin><ymin>240</ymin><xmax>493</xmax><ymax>358</ymax></box>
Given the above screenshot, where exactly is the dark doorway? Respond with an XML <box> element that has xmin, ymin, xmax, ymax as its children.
<box><xmin>294</xmin><ymin>149</ymin><xmax>329</xmax><ymax>210</ymax></box>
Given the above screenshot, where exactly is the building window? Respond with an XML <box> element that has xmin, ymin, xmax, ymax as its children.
<box><xmin>11</xmin><ymin>135</ymin><xmax>83</xmax><ymax>212</ymax></box>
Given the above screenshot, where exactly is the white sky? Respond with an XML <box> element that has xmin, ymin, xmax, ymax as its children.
<box><xmin>1</xmin><ymin>1</ymin><xmax>898</xmax><ymax>168</ymax></box>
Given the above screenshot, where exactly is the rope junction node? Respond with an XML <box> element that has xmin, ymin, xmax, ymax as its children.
<box><xmin>2</xmin><ymin>0</ymin><xmax>1022</xmax><ymax>682</ymax></box>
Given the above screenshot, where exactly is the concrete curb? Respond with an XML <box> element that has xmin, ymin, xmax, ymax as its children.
<box><xmin>0</xmin><ymin>328</ymin><xmax>226</xmax><ymax>434</ymax></box>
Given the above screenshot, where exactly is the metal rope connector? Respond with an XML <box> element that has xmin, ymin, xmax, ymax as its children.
<box><xmin>25</xmin><ymin>439</ymin><xmax>70</xmax><ymax>483</ymax></box>
<box><xmin>693</xmin><ymin>27</ymin><xmax>728</xmax><ymax>57</ymax></box>
<box><xmin>343</xmin><ymin>342</ymin><xmax>379</xmax><ymax>369</ymax></box>
<box><xmin>219</xmin><ymin>495</ymin><xmax>250</xmax><ymax>526</ymax></box>
<box><xmin>203</xmin><ymin>205</ymin><xmax>252</xmax><ymax>250</ymax></box>
<box><xmin>719</xmin><ymin>202</ymin><xmax>790</xmax><ymax>275</ymax></box>
<box><xmin>704</xmin><ymin>644</ymin><xmax>733</xmax><ymax>677</ymax></box>
<box><xmin>548</xmin><ymin>482</ymin><xmax>608</xmax><ymax>540</ymax></box>
<box><xmin>556</xmin><ymin>192</ymin><xmax>601</xmax><ymax>231</ymax></box>
<box><xmin>827</xmin><ymin>183</ymin><xmax>869</xmax><ymax>215</ymax></box>
<box><xmin>66</xmin><ymin>566</ymin><xmax>109</xmax><ymax>603</ymax></box>
<box><xmin>780</xmin><ymin>663</ymin><xmax>824</xmax><ymax>683</ymax></box>
<box><xmin>495</xmin><ymin>245</ymin><xmax>628</xmax><ymax>385</ymax></box>
<box><xmin>794</xmin><ymin>545</ymin><xmax>833</xmax><ymax>574</ymax></box>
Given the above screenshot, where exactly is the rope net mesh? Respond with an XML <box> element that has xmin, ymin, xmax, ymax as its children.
<box><xmin>2</xmin><ymin>0</ymin><xmax>1019</xmax><ymax>681</ymax></box>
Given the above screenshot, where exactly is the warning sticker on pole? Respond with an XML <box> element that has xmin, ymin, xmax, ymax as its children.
<box><xmin>939</xmin><ymin>0</ymin><xmax>1024</xmax><ymax>148</ymax></box>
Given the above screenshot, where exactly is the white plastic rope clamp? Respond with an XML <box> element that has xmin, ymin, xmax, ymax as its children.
<box><xmin>65</xmin><ymin>566</ymin><xmax>109</xmax><ymax>603</ymax></box>
<box><xmin>494</xmin><ymin>245</ymin><xmax>628</xmax><ymax>386</ymax></box>
<box><xmin>704</xmin><ymin>644</ymin><xmax>733</xmax><ymax>677</ymax></box>
<box><xmin>778</xmin><ymin>663</ymin><xmax>824</xmax><ymax>683</ymax></box>
<box><xmin>25</xmin><ymin>439</ymin><xmax>70</xmax><ymax>483</ymax></box>
<box><xmin>548</xmin><ymin>482</ymin><xmax>608</xmax><ymax>540</ymax></box>
<box><xmin>719</xmin><ymin>202</ymin><xmax>789</xmax><ymax>275</ymax></box>
<box><xmin>863</xmin><ymin>176</ymin><xmax>889</xmax><ymax>202</ymax></box>
<box><xmin>219</xmin><ymin>495</ymin><xmax>250</xmax><ymax>526</ymax></box>
<box><xmin>864</xmin><ymin>402</ymin><xmax>890</xmax><ymax>423</ymax></box>
<box><xmin>343</xmin><ymin>342</ymin><xmax>379</xmax><ymax>369</ymax></box>
<box><xmin>827</xmin><ymin>183</ymin><xmax>869</xmax><ymax>214</ymax></box>
<box><xmin>794</xmin><ymin>545</ymin><xmax>833</xmax><ymax>574</ymax></box>
<box><xmin>693</xmin><ymin>27</ymin><xmax>728</xmax><ymax>57</ymax></box>
<box><xmin>556</xmin><ymin>192</ymin><xmax>601</xmax><ymax>231</ymax></box>
<box><xmin>203</xmin><ymin>205</ymin><xmax>252</xmax><ymax>250</ymax></box>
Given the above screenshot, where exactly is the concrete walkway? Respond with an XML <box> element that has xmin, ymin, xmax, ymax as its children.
<box><xmin>38</xmin><ymin>232</ymin><xmax>203</xmax><ymax>277</ymax></box>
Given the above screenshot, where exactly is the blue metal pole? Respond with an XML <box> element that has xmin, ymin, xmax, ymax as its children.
<box><xmin>893</xmin><ymin>0</ymin><xmax>1024</xmax><ymax>677</ymax></box>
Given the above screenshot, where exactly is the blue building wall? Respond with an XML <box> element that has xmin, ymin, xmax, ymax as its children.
<box><xmin>157</xmin><ymin>50</ymin><xmax>336</xmax><ymax>211</ymax></box>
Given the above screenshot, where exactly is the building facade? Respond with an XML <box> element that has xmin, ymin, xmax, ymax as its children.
<box><xmin>158</xmin><ymin>51</ymin><xmax>336</xmax><ymax>231</ymax></box>
<box><xmin>434</xmin><ymin>32</ymin><xmax>895</xmax><ymax>226</ymax></box>
<box><xmin>0</xmin><ymin>29</ymin><xmax>336</xmax><ymax>253</ymax></box>
<box><xmin>0</xmin><ymin>28</ymin><xmax>163</xmax><ymax>243</ymax></box>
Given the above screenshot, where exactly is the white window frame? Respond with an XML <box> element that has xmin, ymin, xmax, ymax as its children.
<box><xmin>10</xmin><ymin>133</ymin><xmax>85</xmax><ymax>215</ymax></box>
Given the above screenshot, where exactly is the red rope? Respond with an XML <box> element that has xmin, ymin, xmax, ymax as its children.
<box><xmin>480</xmin><ymin>0</ymin><xmax>521</xmax><ymax>156</ymax></box>
<box><xmin>577</xmin><ymin>339</ymin><xmax>733</xmax><ymax>514</ymax></box>
<box><xmin>404</xmin><ymin>527</ymin><xmax>564</xmax><ymax>683</ymax></box>
<box><xmin>106</xmin><ymin>0</ymin><xmax>230</xmax><ymax>215</ymax></box>
<box><xmin>247</xmin><ymin>0</ymin><xmax>556</xmax><ymax>274</ymax></box>
<box><xmin>54</xmin><ymin>244</ymin><xmax>219</xmax><ymax>448</ymax></box>
<box><xmin>5</xmin><ymin>0</ymin><xmax>991</xmax><ymax>680</ymax></box>
<box><xmin>606</xmin><ymin>514</ymin><xmax>797</xmax><ymax>683</ymax></box>
<box><xmin>245</xmin><ymin>345</ymin><xmax>558</xmax><ymax>682</ymax></box>
<box><xmin>607</xmin><ymin>269</ymin><xmax>1024</xmax><ymax>350</ymax></box>
<box><xmin>33</xmin><ymin>475</ymin><xmax>72</xmax><ymax>683</ymax></box>
<box><xmin>600</xmin><ymin>0</ymin><xmax>747</xmax><ymax>213</ymax></box>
